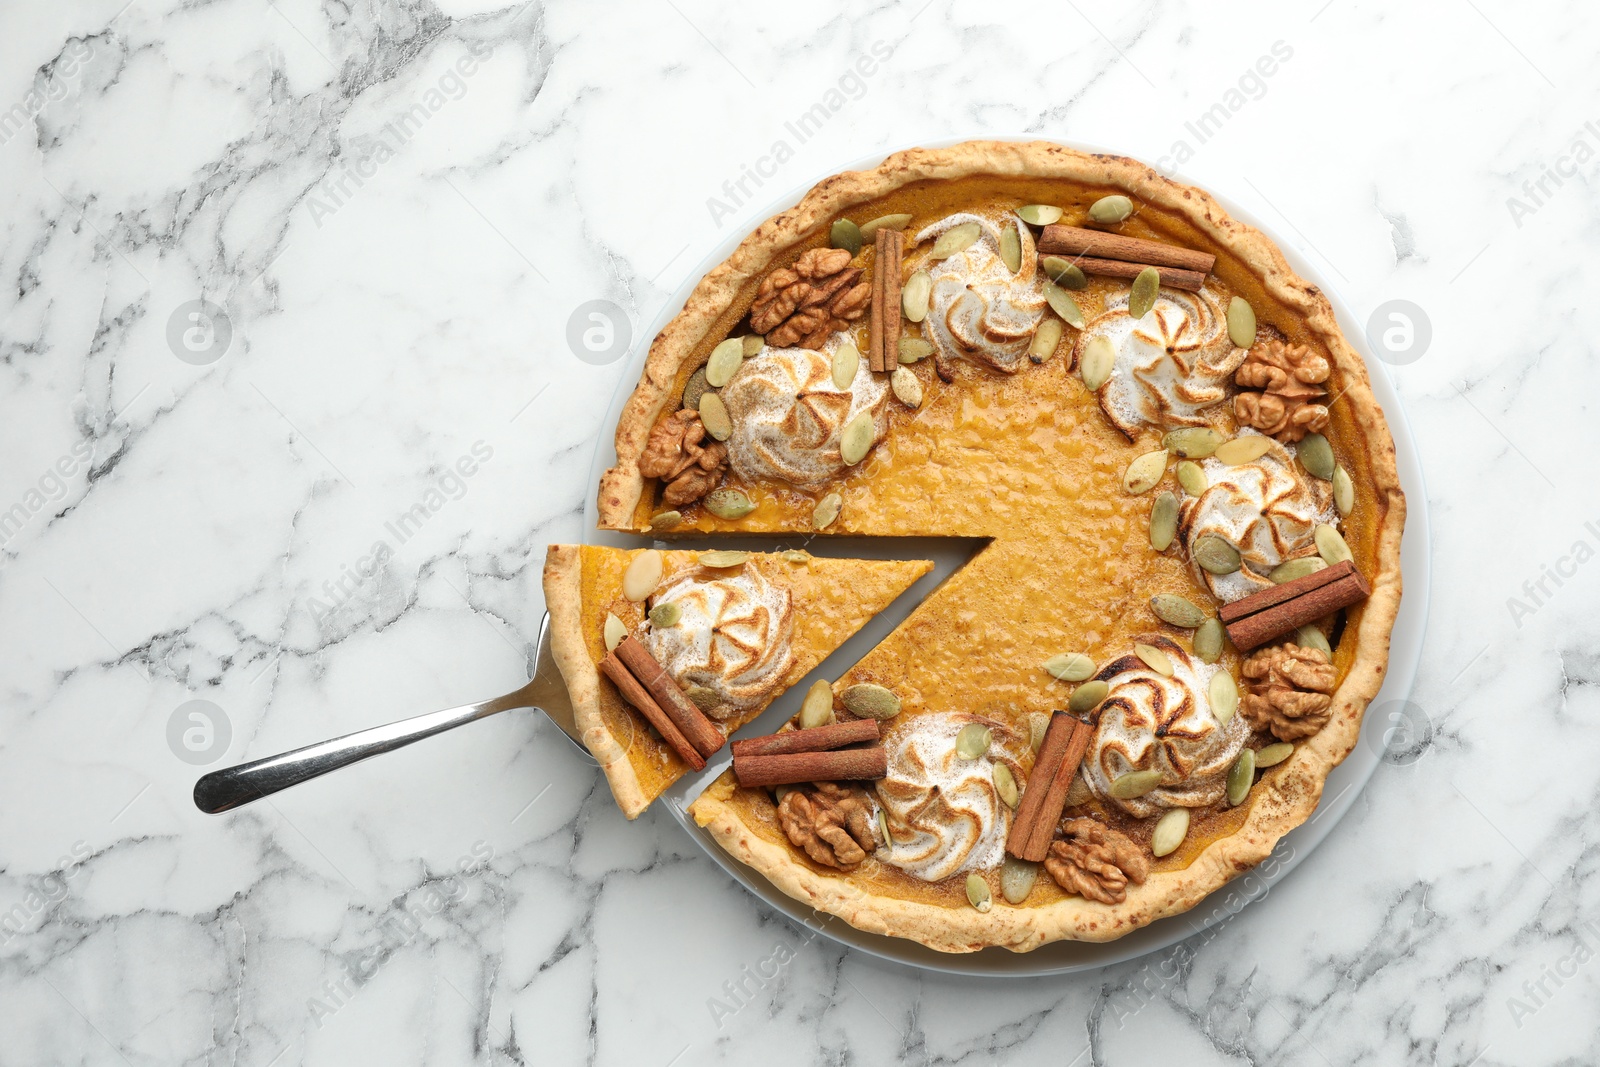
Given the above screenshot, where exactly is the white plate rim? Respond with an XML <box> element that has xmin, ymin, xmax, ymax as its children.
<box><xmin>579</xmin><ymin>136</ymin><xmax>1431</xmax><ymax>977</ymax></box>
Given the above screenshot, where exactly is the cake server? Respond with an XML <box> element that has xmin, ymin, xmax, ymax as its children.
<box><xmin>192</xmin><ymin>611</ymin><xmax>590</xmax><ymax>814</ymax></box>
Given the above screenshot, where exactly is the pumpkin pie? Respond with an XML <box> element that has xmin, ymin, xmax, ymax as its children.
<box><xmin>581</xmin><ymin>142</ymin><xmax>1404</xmax><ymax>951</ymax></box>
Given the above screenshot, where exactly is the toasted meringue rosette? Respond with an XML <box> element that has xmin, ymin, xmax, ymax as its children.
<box><xmin>642</xmin><ymin>565</ymin><xmax>794</xmax><ymax>719</ymax></box>
<box><xmin>1081</xmin><ymin>285</ymin><xmax>1246</xmax><ymax>436</ymax></box>
<box><xmin>1084</xmin><ymin>635</ymin><xmax>1248</xmax><ymax>819</ymax></box>
<box><xmin>874</xmin><ymin>712</ymin><xmax>1025</xmax><ymax>882</ymax></box>
<box><xmin>722</xmin><ymin>341</ymin><xmax>889</xmax><ymax>487</ymax></box>
<box><xmin>1178</xmin><ymin>435</ymin><xmax>1335</xmax><ymax>602</ymax></box>
<box><xmin>916</xmin><ymin>212</ymin><xmax>1046</xmax><ymax>374</ymax></box>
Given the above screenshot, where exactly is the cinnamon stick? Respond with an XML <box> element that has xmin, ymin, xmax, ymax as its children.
<box><xmin>1038</xmin><ymin>254</ymin><xmax>1206</xmax><ymax>292</ymax></box>
<box><xmin>599</xmin><ymin>653</ymin><xmax>706</xmax><ymax>771</ymax></box>
<box><xmin>1037</xmin><ymin>225</ymin><xmax>1216</xmax><ymax>274</ymax></box>
<box><xmin>1217</xmin><ymin>559</ymin><xmax>1356</xmax><ymax>623</ymax></box>
<box><xmin>613</xmin><ymin>636</ymin><xmax>725</xmax><ymax>758</ymax></box>
<box><xmin>870</xmin><ymin>227</ymin><xmax>901</xmax><ymax>372</ymax></box>
<box><xmin>886</xmin><ymin>231</ymin><xmax>902</xmax><ymax>368</ymax></box>
<box><xmin>732</xmin><ymin>746</ymin><xmax>887</xmax><ymax>788</ymax></box>
<box><xmin>1004</xmin><ymin>713</ymin><xmax>1081</xmax><ymax>863</ymax></box>
<box><xmin>731</xmin><ymin>719</ymin><xmax>880</xmax><ymax>759</ymax></box>
<box><xmin>1019</xmin><ymin>718</ymin><xmax>1096</xmax><ymax>862</ymax></box>
<box><xmin>1222</xmin><ymin>561</ymin><xmax>1371</xmax><ymax>651</ymax></box>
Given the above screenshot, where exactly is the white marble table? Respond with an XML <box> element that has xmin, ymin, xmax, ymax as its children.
<box><xmin>2</xmin><ymin>1</ymin><xmax>1596</xmax><ymax>1063</ymax></box>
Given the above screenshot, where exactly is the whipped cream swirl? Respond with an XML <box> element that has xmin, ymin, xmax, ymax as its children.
<box><xmin>722</xmin><ymin>340</ymin><xmax>889</xmax><ymax>487</ymax></box>
<box><xmin>874</xmin><ymin>713</ymin><xmax>1023</xmax><ymax>882</ymax></box>
<box><xmin>1080</xmin><ymin>285</ymin><xmax>1246</xmax><ymax>437</ymax></box>
<box><xmin>916</xmin><ymin>212</ymin><xmax>1046</xmax><ymax>374</ymax></box>
<box><xmin>1084</xmin><ymin>635</ymin><xmax>1248</xmax><ymax>819</ymax></box>
<box><xmin>1178</xmin><ymin>434</ymin><xmax>1335</xmax><ymax>602</ymax></box>
<box><xmin>642</xmin><ymin>565</ymin><xmax>794</xmax><ymax>720</ymax></box>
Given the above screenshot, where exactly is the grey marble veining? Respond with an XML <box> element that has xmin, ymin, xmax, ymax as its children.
<box><xmin>2</xmin><ymin>1</ymin><xmax>1597</xmax><ymax>1064</ymax></box>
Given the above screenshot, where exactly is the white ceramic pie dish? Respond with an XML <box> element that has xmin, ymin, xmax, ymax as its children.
<box><xmin>581</xmin><ymin>138</ymin><xmax>1430</xmax><ymax>976</ymax></box>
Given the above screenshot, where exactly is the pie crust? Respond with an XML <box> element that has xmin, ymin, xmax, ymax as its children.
<box><xmin>587</xmin><ymin>141</ymin><xmax>1404</xmax><ymax>951</ymax></box>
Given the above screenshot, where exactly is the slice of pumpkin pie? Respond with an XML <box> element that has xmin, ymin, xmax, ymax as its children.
<box><xmin>543</xmin><ymin>544</ymin><xmax>930</xmax><ymax>817</ymax></box>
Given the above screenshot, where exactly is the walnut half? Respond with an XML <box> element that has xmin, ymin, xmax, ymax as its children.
<box><xmin>777</xmin><ymin>782</ymin><xmax>879</xmax><ymax>870</ymax></box>
<box><xmin>749</xmin><ymin>247</ymin><xmax>871</xmax><ymax>351</ymax></box>
<box><xmin>638</xmin><ymin>408</ymin><xmax>728</xmax><ymax>506</ymax></box>
<box><xmin>1044</xmin><ymin>817</ymin><xmax>1151</xmax><ymax>905</ymax></box>
<box><xmin>1240</xmin><ymin>642</ymin><xmax>1337</xmax><ymax>741</ymax></box>
<box><xmin>1234</xmin><ymin>337</ymin><xmax>1331</xmax><ymax>442</ymax></box>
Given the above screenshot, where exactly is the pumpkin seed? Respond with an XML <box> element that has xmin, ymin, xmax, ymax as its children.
<box><xmin>999</xmin><ymin>223</ymin><xmax>1022</xmax><ymax>273</ymax></box>
<box><xmin>859</xmin><ymin>213</ymin><xmax>913</xmax><ymax>239</ymax></box>
<box><xmin>1194</xmin><ymin>618</ymin><xmax>1225</xmax><ymax>664</ymax></box>
<box><xmin>781</xmin><ymin>550</ymin><xmax>809</xmax><ymax>564</ymax></box>
<box><xmin>891</xmin><ymin>366</ymin><xmax>923</xmax><ymax>408</ymax></box>
<box><xmin>831</xmin><ymin>342</ymin><xmax>860</xmax><ymax>389</ymax></box>
<box><xmin>1255</xmin><ymin>742</ymin><xmax>1293</xmax><ymax>768</ymax></box>
<box><xmin>648</xmin><ymin>602</ymin><xmax>681</xmax><ymax>628</ymax></box>
<box><xmin>1316</xmin><ymin>523</ymin><xmax>1353</xmax><ymax>565</ymax></box>
<box><xmin>773</xmin><ymin>784</ymin><xmax>794</xmax><ymax>803</ymax></box>
<box><xmin>841</xmin><ymin>682</ymin><xmax>900</xmax><ymax>720</ymax></box>
<box><xmin>1149</xmin><ymin>491</ymin><xmax>1179</xmax><ymax>551</ymax></box>
<box><xmin>705</xmin><ymin>337</ymin><xmax>744</xmax><ymax>388</ymax></box>
<box><xmin>1193</xmin><ymin>534</ymin><xmax>1241</xmax><ymax>574</ymax></box>
<box><xmin>902</xmin><ymin>270</ymin><xmax>932</xmax><ymax>322</ymax></box>
<box><xmin>1029</xmin><ymin>317</ymin><xmax>1064</xmax><ymax>363</ymax></box>
<box><xmin>1110</xmin><ymin>768</ymin><xmax>1163</xmax><ymax>799</ymax></box>
<box><xmin>742</xmin><ymin>334</ymin><xmax>764</xmax><ymax>357</ymax></box>
<box><xmin>930</xmin><ymin>221</ymin><xmax>981</xmax><ymax>260</ymax></box>
<box><xmin>1128</xmin><ymin>266</ymin><xmax>1160</xmax><ymax>319</ymax></box>
<box><xmin>1029</xmin><ymin>711</ymin><xmax>1051</xmax><ymax>753</ymax></box>
<box><xmin>699</xmin><ymin>392</ymin><xmax>732</xmax><ymax>441</ymax></box>
<box><xmin>1041</xmin><ymin>256</ymin><xmax>1088</xmax><ymax>290</ymax></box>
<box><xmin>1161</xmin><ymin>427</ymin><xmax>1223</xmax><ymax>459</ymax></box>
<box><xmin>1333</xmin><ymin>465</ymin><xmax>1355</xmax><ymax>516</ymax></box>
<box><xmin>830</xmin><ymin>218</ymin><xmax>863</xmax><ymax>256</ymax></box>
<box><xmin>603</xmin><ymin>612</ymin><xmax>628</xmax><ymax>652</ymax></box>
<box><xmin>1124</xmin><ymin>449</ymin><xmax>1169</xmax><ymax>494</ymax></box>
<box><xmin>1017</xmin><ymin>204</ymin><xmax>1063</xmax><ymax>226</ymax></box>
<box><xmin>840</xmin><ymin>411</ymin><xmax>875</xmax><ymax>465</ymax></box>
<box><xmin>1225</xmin><ymin>748</ymin><xmax>1255</xmax><ymax>806</ymax></box>
<box><xmin>799</xmin><ymin>678</ymin><xmax>834</xmax><ymax>729</ymax></box>
<box><xmin>1151</xmin><ymin>593</ymin><xmax>1206</xmax><ymax>628</ymax></box>
<box><xmin>1134</xmin><ymin>642</ymin><xmax>1175</xmax><ymax>676</ymax></box>
<box><xmin>876</xmin><ymin>806</ymin><xmax>891</xmax><ymax>849</ymax></box>
<box><xmin>1298</xmin><ymin>433</ymin><xmax>1335</xmax><ymax>480</ymax></box>
<box><xmin>1151</xmin><ymin>807</ymin><xmax>1190</xmax><ymax>858</ymax></box>
<box><xmin>697</xmin><ymin>549</ymin><xmax>751</xmax><ymax>569</ymax></box>
<box><xmin>1080</xmin><ymin>335</ymin><xmax>1116</xmax><ymax>391</ymax></box>
<box><xmin>812</xmin><ymin>492</ymin><xmax>842</xmax><ymax>529</ymax></box>
<box><xmin>1296</xmin><ymin>624</ymin><xmax>1332</xmax><ymax>659</ymax></box>
<box><xmin>965</xmin><ymin>873</ymin><xmax>992</xmax><ymax>912</ymax></box>
<box><xmin>1226</xmin><ymin>296</ymin><xmax>1257</xmax><ymax>349</ymax></box>
<box><xmin>993</xmin><ymin>763</ymin><xmax>1019</xmax><ymax>807</ymax></box>
<box><xmin>999</xmin><ymin>857</ymin><xmax>1038</xmax><ymax>904</ymax></box>
<box><xmin>682</xmin><ymin>368</ymin><xmax>711</xmax><ymax>411</ymax></box>
<box><xmin>898</xmin><ymin>337</ymin><xmax>934</xmax><ymax>363</ymax></box>
<box><xmin>1089</xmin><ymin>194</ymin><xmax>1134</xmax><ymax>223</ymax></box>
<box><xmin>1209</xmin><ymin>670</ymin><xmax>1238</xmax><ymax>724</ymax></box>
<box><xmin>649</xmin><ymin>510</ymin><xmax>682</xmax><ymax>531</ymax></box>
<box><xmin>684</xmin><ymin>685</ymin><xmax>721</xmax><ymax>712</ymax></box>
<box><xmin>1269</xmin><ymin>556</ymin><xmax>1327</xmax><ymax>584</ymax></box>
<box><xmin>622</xmin><ymin>549</ymin><xmax>662</xmax><ymax>602</ymax></box>
<box><xmin>956</xmin><ymin>722</ymin><xmax>993</xmax><ymax>760</ymax></box>
<box><xmin>703</xmin><ymin>489</ymin><xmax>754</xmax><ymax>520</ymax></box>
<box><xmin>1177</xmin><ymin>460</ymin><xmax>1208</xmax><ymax>496</ymax></box>
<box><xmin>1044</xmin><ymin>281</ymin><xmax>1087</xmax><ymax>329</ymax></box>
<box><xmin>1043</xmin><ymin>652</ymin><xmax>1096</xmax><ymax>682</ymax></box>
<box><xmin>1214</xmin><ymin>434</ymin><xmax>1275</xmax><ymax>466</ymax></box>
<box><xmin>1069</xmin><ymin>679</ymin><xmax>1110</xmax><ymax>714</ymax></box>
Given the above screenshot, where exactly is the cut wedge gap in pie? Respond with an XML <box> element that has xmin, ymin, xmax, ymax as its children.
<box><xmin>542</xmin><ymin>544</ymin><xmax>933</xmax><ymax>818</ymax></box>
<box><xmin>581</xmin><ymin>142</ymin><xmax>1404</xmax><ymax>952</ymax></box>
